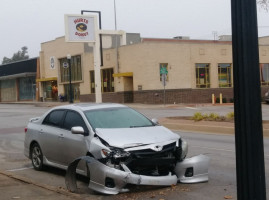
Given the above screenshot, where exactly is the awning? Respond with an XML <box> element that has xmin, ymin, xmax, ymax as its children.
<box><xmin>0</xmin><ymin>72</ymin><xmax>36</xmax><ymax>80</ymax></box>
<box><xmin>112</xmin><ymin>72</ymin><xmax>133</xmax><ymax>77</ymax></box>
<box><xmin>36</xmin><ymin>77</ymin><xmax>58</xmax><ymax>82</ymax></box>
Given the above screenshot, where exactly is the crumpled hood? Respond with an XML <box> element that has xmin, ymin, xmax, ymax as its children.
<box><xmin>95</xmin><ymin>126</ymin><xmax>180</xmax><ymax>148</ymax></box>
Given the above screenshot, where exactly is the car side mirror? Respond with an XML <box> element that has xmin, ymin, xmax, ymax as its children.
<box><xmin>152</xmin><ymin>118</ymin><xmax>159</xmax><ymax>125</ymax></box>
<box><xmin>71</xmin><ymin>126</ymin><xmax>85</xmax><ymax>135</ymax></box>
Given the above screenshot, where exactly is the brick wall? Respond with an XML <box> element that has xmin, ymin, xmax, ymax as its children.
<box><xmin>80</xmin><ymin>91</ymin><xmax>133</xmax><ymax>103</ymax></box>
<box><xmin>133</xmin><ymin>88</ymin><xmax>234</xmax><ymax>104</ymax></box>
<box><xmin>80</xmin><ymin>87</ymin><xmax>269</xmax><ymax>104</ymax></box>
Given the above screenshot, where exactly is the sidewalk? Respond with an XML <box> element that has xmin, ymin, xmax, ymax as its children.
<box><xmin>0</xmin><ymin>171</ymin><xmax>83</xmax><ymax>200</ymax></box>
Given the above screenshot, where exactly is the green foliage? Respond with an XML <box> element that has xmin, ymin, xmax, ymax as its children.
<box><xmin>226</xmin><ymin>112</ymin><xmax>234</xmax><ymax>119</ymax></box>
<box><xmin>230</xmin><ymin>98</ymin><xmax>234</xmax><ymax>103</ymax></box>
<box><xmin>208</xmin><ymin>113</ymin><xmax>220</xmax><ymax>121</ymax></box>
<box><xmin>216</xmin><ymin>97</ymin><xmax>220</xmax><ymax>103</ymax></box>
<box><xmin>192</xmin><ymin>112</ymin><xmax>204</xmax><ymax>121</ymax></box>
<box><xmin>2</xmin><ymin>46</ymin><xmax>29</xmax><ymax>64</ymax></box>
<box><xmin>192</xmin><ymin>112</ymin><xmax>234</xmax><ymax>121</ymax></box>
<box><xmin>223</xmin><ymin>98</ymin><xmax>227</xmax><ymax>103</ymax></box>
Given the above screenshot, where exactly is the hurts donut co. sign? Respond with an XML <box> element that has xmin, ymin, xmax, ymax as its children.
<box><xmin>65</xmin><ymin>14</ymin><xmax>96</xmax><ymax>42</ymax></box>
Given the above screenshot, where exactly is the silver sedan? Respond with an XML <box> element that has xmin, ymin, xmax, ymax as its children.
<box><xmin>24</xmin><ymin>103</ymin><xmax>209</xmax><ymax>194</ymax></box>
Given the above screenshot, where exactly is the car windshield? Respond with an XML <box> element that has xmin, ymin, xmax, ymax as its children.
<box><xmin>84</xmin><ymin>107</ymin><xmax>154</xmax><ymax>130</ymax></box>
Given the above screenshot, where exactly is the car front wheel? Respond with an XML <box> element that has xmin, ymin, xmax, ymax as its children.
<box><xmin>31</xmin><ymin>143</ymin><xmax>44</xmax><ymax>170</ymax></box>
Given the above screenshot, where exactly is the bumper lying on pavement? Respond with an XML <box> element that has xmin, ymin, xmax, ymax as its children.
<box><xmin>65</xmin><ymin>155</ymin><xmax>210</xmax><ymax>195</ymax></box>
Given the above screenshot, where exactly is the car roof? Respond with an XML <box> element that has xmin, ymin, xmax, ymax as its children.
<box><xmin>51</xmin><ymin>103</ymin><xmax>127</xmax><ymax>112</ymax></box>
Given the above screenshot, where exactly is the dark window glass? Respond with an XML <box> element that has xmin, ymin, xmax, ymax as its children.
<box><xmin>90</xmin><ymin>68</ymin><xmax>114</xmax><ymax>93</ymax></box>
<box><xmin>218</xmin><ymin>63</ymin><xmax>232</xmax><ymax>87</ymax></box>
<box><xmin>90</xmin><ymin>71</ymin><xmax>95</xmax><ymax>93</ymax></box>
<box><xmin>43</xmin><ymin>110</ymin><xmax>65</xmax><ymax>127</ymax></box>
<box><xmin>196</xmin><ymin>63</ymin><xmax>210</xmax><ymax>88</ymax></box>
<box><xmin>59</xmin><ymin>55</ymin><xmax>82</xmax><ymax>83</ymax></box>
<box><xmin>63</xmin><ymin>111</ymin><xmax>87</xmax><ymax>132</ymax></box>
<box><xmin>260</xmin><ymin>63</ymin><xmax>269</xmax><ymax>85</ymax></box>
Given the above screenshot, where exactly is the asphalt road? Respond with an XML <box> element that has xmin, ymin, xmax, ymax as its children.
<box><xmin>0</xmin><ymin>103</ymin><xmax>269</xmax><ymax>200</ymax></box>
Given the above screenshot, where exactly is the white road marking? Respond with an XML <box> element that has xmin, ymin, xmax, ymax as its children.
<box><xmin>185</xmin><ymin>107</ymin><xmax>198</xmax><ymax>110</ymax></box>
<box><xmin>6</xmin><ymin>167</ymin><xmax>33</xmax><ymax>172</ymax></box>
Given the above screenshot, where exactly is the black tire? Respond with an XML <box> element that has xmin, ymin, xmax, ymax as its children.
<box><xmin>31</xmin><ymin>143</ymin><xmax>44</xmax><ymax>170</ymax></box>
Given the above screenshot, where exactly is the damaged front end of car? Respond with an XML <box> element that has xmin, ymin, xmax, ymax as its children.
<box><xmin>65</xmin><ymin>137</ymin><xmax>210</xmax><ymax>194</ymax></box>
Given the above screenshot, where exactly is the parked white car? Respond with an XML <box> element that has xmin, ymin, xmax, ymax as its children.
<box><xmin>24</xmin><ymin>103</ymin><xmax>210</xmax><ymax>194</ymax></box>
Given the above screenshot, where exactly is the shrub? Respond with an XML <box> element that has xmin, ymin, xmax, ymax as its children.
<box><xmin>216</xmin><ymin>97</ymin><xmax>220</xmax><ymax>103</ymax></box>
<box><xmin>223</xmin><ymin>98</ymin><xmax>227</xmax><ymax>103</ymax></box>
<box><xmin>226</xmin><ymin>112</ymin><xmax>234</xmax><ymax>120</ymax></box>
<box><xmin>208</xmin><ymin>113</ymin><xmax>220</xmax><ymax>121</ymax></box>
<box><xmin>230</xmin><ymin>98</ymin><xmax>234</xmax><ymax>103</ymax></box>
<box><xmin>203</xmin><ymin>113</ymin><xmax>209</xmax><ymax>120</ymax></box>
<box><xmin>192</xmin><ymin>112</ymin><xmax>204</xmax><ymax>121</ymax></box>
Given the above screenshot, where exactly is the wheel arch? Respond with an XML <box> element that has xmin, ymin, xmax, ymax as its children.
<box><xmin>29</xmin><ymin>141</ymin><xmax>40</xmax><ymax>159</ymax></box>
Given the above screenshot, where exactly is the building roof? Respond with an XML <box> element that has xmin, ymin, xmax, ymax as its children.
<box><xmin>0</xmin><ymin>58</ymin><xmax>37</xmax><ymax>78</ymax></box>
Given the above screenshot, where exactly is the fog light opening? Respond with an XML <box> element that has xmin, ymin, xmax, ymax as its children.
<box><xmin>105</xmin><ymin>177</ymin><xmax>115</xmax><ymax>188</ymax></box>
<box><xmin>185</xmin><ymin>167</ymin><xmax>193</xmax><ymax>177</ymax></box>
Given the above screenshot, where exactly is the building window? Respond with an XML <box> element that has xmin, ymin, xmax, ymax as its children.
<box><xmin>159</xmin><ymin>63</ymin><xmax>168</xmax><ymax>81</ymax></box>
<box><xmin>64</xmin><ymin>83</ymin><xmax>80</xmax><ymax>101</ymax></box>
<box><xmin>43</xmin><ymin>80</ymin><xmax>58</xmax><ymax>101</ymax></box>
<box><xmin>102</xmin><ymin>68</ymin><xmax>114</xmax><ymax>92</ymax></box>
<box><xmin>218</xmin><ymin>64</ymin><xmax>232</xmax><ymax>87</ymax></box>
<box><xmin>196</xmin><ymin>63</ymin><xmax>210</xmax><ymax>88</ymax></box>
<box><xmin>59</xmin><ymin>55</ymin><xmax>82</xmax><ymax>83</ymax></box>
<box><xmin>90</xmin><ymin>68</ymin><xmax>114</xmax><ymax>93</ymax></box>
<box><xmin>260</xmin><ymin>63</ymin><xmax>269</xmax><ymax>85</ymax></box>
<box><xmin>90</xmin><ymin>71</ymin><xmax>95</xmax><ymax>93</ymax></box>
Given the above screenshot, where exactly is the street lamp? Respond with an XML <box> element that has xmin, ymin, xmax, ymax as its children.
<box><xmin>67</xmin><ymin>54</ymin><xmax>73</xmax><ymax>103</ymax></box>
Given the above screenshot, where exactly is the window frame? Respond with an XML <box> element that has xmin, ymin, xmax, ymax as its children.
<box><xmin>90</xmin><ymin>68</ymin><xmax>114</xmax><ymax>93</ymax></box>
<box><xmin>218</xmin><ymin>63</ymin><xmax>232</xmax><ymax>88</ymax></box>
<box><xmin>62</xmin><ymin>110</ymin><xmax>89</xmax><ymax>134</ymax></box>
<box><xmin>260</xmin><ymin>63</ymin><xmax>269</xmax><ymax>86</ymax></box>
<box><xmin>59</xmin><ymin>55</ymin><xmax>82</xmax><ymax>83</ymax></box>
<box><xmin>42</xmin><ymin>109</ymin><xmax>66</xmax><ymax>128</ymax></box>
<box><xmin>195</xmin><ymin>63</ymin><xmax>210</xmax><ymax>88</ymax></box>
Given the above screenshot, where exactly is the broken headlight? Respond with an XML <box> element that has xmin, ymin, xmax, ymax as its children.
<box><xmin>101</xmin><ymin>148</ymin><xmax>130</xmax><ymax>164</ymax></box>
<box><xmin>110</xmin><ymin>148</ymin><xmax>130</xmax><ymax>159</ymax></box>
<box><xmin>175</xmin><ymin>139</ymin><xmax>188</xmax><ymax>161</ymax></box>
<box><xmin>181</xmin><ymin>139</ymin><xmax>188</xmax><ymax>160</ymax></box>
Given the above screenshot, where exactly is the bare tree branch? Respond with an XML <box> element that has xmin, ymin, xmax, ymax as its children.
<box><xmin>257</xmin><ymin>0</ymin><xmax>269</xmax><ymax>11</ymax></box>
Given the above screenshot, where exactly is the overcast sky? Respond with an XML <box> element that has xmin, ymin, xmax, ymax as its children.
<box><xmin>0</xmin><ymin>0</ymin><xmax>268</xmax><ymax>62</ymax></box>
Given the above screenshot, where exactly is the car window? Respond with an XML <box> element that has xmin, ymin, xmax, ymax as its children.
<box><xmin>63</xmin><ymin>111</ymin><xmax>88</xmax><ymax>132</ymax></box>
<box><xmin>84</xmin><ymin>107</ymin><xmax>154</xmax><ymax>130</ymax></box>
<box><xmin>43</xmin><ymin>110</ymin><xmax>65</xmax><ymax>127</ymax></box>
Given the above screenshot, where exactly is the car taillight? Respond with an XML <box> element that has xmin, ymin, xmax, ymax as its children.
<box><xmin>24</xmin><ymin>127</ymin><xmax>28</xmax><ymax>133</ymax></box>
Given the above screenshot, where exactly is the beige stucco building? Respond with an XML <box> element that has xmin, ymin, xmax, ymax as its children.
<box><xmin>38</xmin><ymin>34</ymin><xmax>269</xmax><ymax>104</ymax></box>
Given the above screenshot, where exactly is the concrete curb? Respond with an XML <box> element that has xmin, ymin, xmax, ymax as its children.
<box><xmin>0</xmin><ymin>170</ymin><xmax>83</xmax><ymax>199</ymax></box>
<box><xmin>160</xmin><ymin>120</ymin><xmax>269</xmax><ymax>137</ymax></box>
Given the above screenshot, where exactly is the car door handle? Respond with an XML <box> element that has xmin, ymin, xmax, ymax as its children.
<box><xmin>39</xmin><ymin>129</ymin><xmax>44</xmax><ymax>134</ymax></box>
<box><xmin>58</xmin><ymin>134</ymin><xmax>64</xmax><ymax>138</ymax></box>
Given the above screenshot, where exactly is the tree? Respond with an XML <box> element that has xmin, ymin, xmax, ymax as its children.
<box><xmin>258</xmin><ymin>0</ymin><xmax>269</xmax><ymax>10</ymax></box>
<box><xmin>1</xmin><ymin>46</ymin><xmax>29</xmax><ymax>64</ymax></box>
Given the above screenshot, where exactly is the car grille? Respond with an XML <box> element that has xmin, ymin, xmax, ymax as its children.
<box><xmin>126</xmin><ymin>142</ymin><xmax>177</xmax><ymax>175</ymax></box>
<box><xmin>129</xmin><ymin>142</ymin><xmax>176</xmax><ymax>158</ymax></box>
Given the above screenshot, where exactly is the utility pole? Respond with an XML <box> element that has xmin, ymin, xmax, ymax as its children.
<box><xmin>67</xmin><ymin>54</ymin><xmax>73</xmax><ymax>103</ymax></box>
<box><xmin>231</xmin><ymin>0</ymin><xmax>266</xmax><ymax>199</ymax></box>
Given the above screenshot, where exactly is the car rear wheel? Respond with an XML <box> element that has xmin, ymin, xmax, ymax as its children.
<box><xmin>31</xmin><ymin>143</ymin><xmax>44</xmax><ymax>170</ymax></box>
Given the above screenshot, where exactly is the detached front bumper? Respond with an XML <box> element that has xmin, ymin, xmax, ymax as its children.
<box><xmin>175</xmin><ymin>154</ymin><xmax>210</xmax><ymax>183</ymax></box>
<box><xmin>65</xmin><ymin>155</ymin><xmax>210</xmax><ymax>195</ymax></box>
